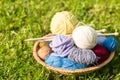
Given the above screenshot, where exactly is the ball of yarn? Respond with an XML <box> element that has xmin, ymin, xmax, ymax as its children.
<box><xmin>50</xmin><ymin>11</ymin><xmax>79</xmax><ymax>35</ymax></box>
<box><xmin>45</xmin><ymin>53</ymin><xmax>89</xmax><ymax>70</ymax></box>
<box><xmin>92</xmin><ymin>44</ymin><xmax>109</xmax><ymax>64</ymax></box>
<box><xmin>62</xmin><ymin>57</ymin><xmax>89</xmax><ymax>70</ymax></box>
<box><xmin>45</xmin><ymin>54</ymin><xmax>62</xmax><ymax>68</ymax></box>
<box><xmin>72</xmin><ymin>25</ymin><xmax>97</xmax><ymax>49</ymax></box>
<box><xmin>37</xmin><ymin>46</ymin><xmax>52</xmax><ymax>60</ymax></box>
<box><xmin>103</xmin><ymin>36</ymin><xmax>118</xmax><ymax>52</ymax></box>
<box><xmin>49</xmin><ymin>35</ymin><xmax>75</xmax><ymax>57</ymax></box>
<box><xmin>39</xmin><ymin>41</ymin><xmax>48</xmax><ymax>48</ymax></box>
<box><xmin>97</xmin><ymin>36</ymin><xmax>106</xmax><ymax>45</ymax></box>
<box><xmin>68</xmin><ymin>48</ymin><xmax>98</xmax><ymax>65</ymax></box>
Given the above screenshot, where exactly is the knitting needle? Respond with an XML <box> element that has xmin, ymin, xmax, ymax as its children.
<box><xmin>97</xmin><ymin>32</ymin><xmax>119</xmax><ymax>36</ymax></box>
<box><xmin>67</xmin><ymin>32</ymin><xmax>119</xmax><ymax>37</ymax></box>
<box><xmin>24</xmin><ymin>37</ymin><xmax>53</xmax><ymax>41</ymax></box>
<box><xmin>96</xmin><ymin>29</ymin><xmax>106</xmax><ymax>33</ymax></box>
<box><xmin>24</xmin><ymin>29</ymin><xmax>107</xmax><ymax>41</ymax></box>
<box><xmin>24</xmin><ymin>32</ymin><xmax>119</xmax><ymax>41</ymax></box>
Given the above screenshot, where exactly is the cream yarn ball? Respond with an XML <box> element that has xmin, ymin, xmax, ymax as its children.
<box><xmin>50</xmin><ymin>11</ymin><xmax>78</xmax><ymax>35</ymax></box>
<box><xmin>72</xmin><ymin>25</ymin><xmax>97</xmax><ymax>49</ymax></box>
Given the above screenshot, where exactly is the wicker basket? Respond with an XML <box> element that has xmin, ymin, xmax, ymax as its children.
<box><xmin>33</xmin><ymin>35</ymin><xmax>115</xmax><ymax>75</ymax></box>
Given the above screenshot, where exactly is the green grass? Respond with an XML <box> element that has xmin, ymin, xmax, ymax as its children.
<box><xmin>0</xmin><ymin>0</ymin><xmax>120</xmax><ymax>80</ymax></box>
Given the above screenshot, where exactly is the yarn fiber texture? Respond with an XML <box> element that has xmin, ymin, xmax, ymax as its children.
<box><xmin>37</xmin><ymin>45</ymin><xmax>52</xmax><ymax>60</ymax></box>
<box><xmin>72</xmin><ymin>25</ymin><xmax>97</xmax><ymax>49</ymax></box>
<box><xmin>45</xmin><ymin>53</ymin><xmax>89</xmax><ymax>70</ymax></box>
<box><xmin>92</xmin><ymin>44</ymin><xmax>109</xmax><ymax>64</ymax></box>
<box><xmin>68</xmin><ymin>48</ymin><xmax>98</xmax><ymax>65</ymax></box>
<box><xmin>103</xmin><ymin>36</ymin><xmax>118</xmax><ymax>52</ymax></box>
<box><xmin>97</xmin><ymin>36</ymin><xmax>106</xmax><ymax>45</ymax></box>
<box><xmin>50</xmin><ymin>11</ymin><xmax>79</xmax><ymax>35</ymax></box>
<box><xmin>45</xmin><ymin>54</ymin><xmax>62</xmax><ymax>68</ymax></box>
<box><xmin>49</xmin><ymin>35</ymin><xmax>75</xmax><ymax>57</ymax></box>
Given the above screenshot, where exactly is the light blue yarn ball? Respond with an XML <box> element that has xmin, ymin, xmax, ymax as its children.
<box><xmin>97</xmin><ymin>36</ymin><xmax>106</xmax><ymax>45</ymax></box>
<box><xmin>62</xmin><ymin>57</ymin><xmax>89</xmax><ymax>70</ymax></box>
<box><xmin>45</xmin><ymin>53</ymin><xmax>89</xmax><ymax>70</ymax></box>
<box><xmin>45</xmin><ymin>55</ymin><xmax>62</xmax><ymax>68</ymax></box>
<box><xmin>103</xmin><ymin>36</ymin><xmax>118</xmax><ymax>52</ymax></box>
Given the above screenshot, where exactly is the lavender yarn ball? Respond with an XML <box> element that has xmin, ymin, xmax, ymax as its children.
<box><xmin>103</xmin><ymin>36</ymin><xmax>118</xmax><ymax>52</ymax></box>
<box><xmin>97</xmin><ymin>36</ymin><xmax>106</xmax><ymax>45</ymax></box>
<box><xmin>68</xmin><ymin>48</ymin><xmax>98</xmax><ymax>65</ymax></box>
<box><xmin>49</xmin><ymin>35</ymin><xmax>75</xmax><ymax>57</ymax></box>
<box><xmin>45</xmin><ymin>53</ymin><xmax>89</xmax><ymax>70</ymax></box>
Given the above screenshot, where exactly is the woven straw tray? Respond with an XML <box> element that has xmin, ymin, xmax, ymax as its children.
<box><xmin>33</xmin><ymin>39</ymin><xmax>115</xmax><ymax>75</ymax></box>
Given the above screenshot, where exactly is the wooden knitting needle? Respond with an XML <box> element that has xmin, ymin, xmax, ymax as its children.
<box><xmin>24</xmin><ymin>32</ymin><xmax>119</xmax><ymax>41</ymax></box>
<box><xmin>97</xmin><ymin>32</ymin><xmax>119</xmax><ymax>36</ymax></box>
<box><xmin>24</xmin><ymin>37</ymin><xmax>53</xmax><ymax>41</ymax></box>
<box><xmin>96</xmin><ymin>29</ymin><xmax>106</xmax><ymax>33</ymax></box>
<box><xmin>24</xmin><ymin>29</ymin><xmax>107</xmax><ymax>41</ymax></box>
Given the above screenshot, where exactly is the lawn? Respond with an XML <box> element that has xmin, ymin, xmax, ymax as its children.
<box><xmin>0</xmin><ymin>0</ymin><xmax>120</xmax><ymax>80</ymax></box>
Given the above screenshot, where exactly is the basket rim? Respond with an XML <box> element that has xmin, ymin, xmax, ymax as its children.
<box><xmin>33</xmin><ymin>40</ymin><xmax>115</xmax><ymax>75</ymax></box>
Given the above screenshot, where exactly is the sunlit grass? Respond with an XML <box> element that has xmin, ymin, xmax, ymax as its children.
<box><xmin>0</xmin><ymin>0</ymin><xmax>120</xmax><ymax>80</ymax></box>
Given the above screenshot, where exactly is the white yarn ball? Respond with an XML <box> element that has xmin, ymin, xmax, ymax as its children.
<box><xmin>72</xmin><ymin>25</ymin><xmax>97</xmax><ymax>49</ymax></box>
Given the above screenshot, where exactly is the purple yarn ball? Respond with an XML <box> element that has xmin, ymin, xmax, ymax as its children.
<box><xmin>68</xmin><ymin>48</ymin><xmax>98</xmax><ymax>65</ymax></box>
<box><xmin>49</xmin><ymin>35</ymin><xmax>75</xmax><ymax>57</ymax></box>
